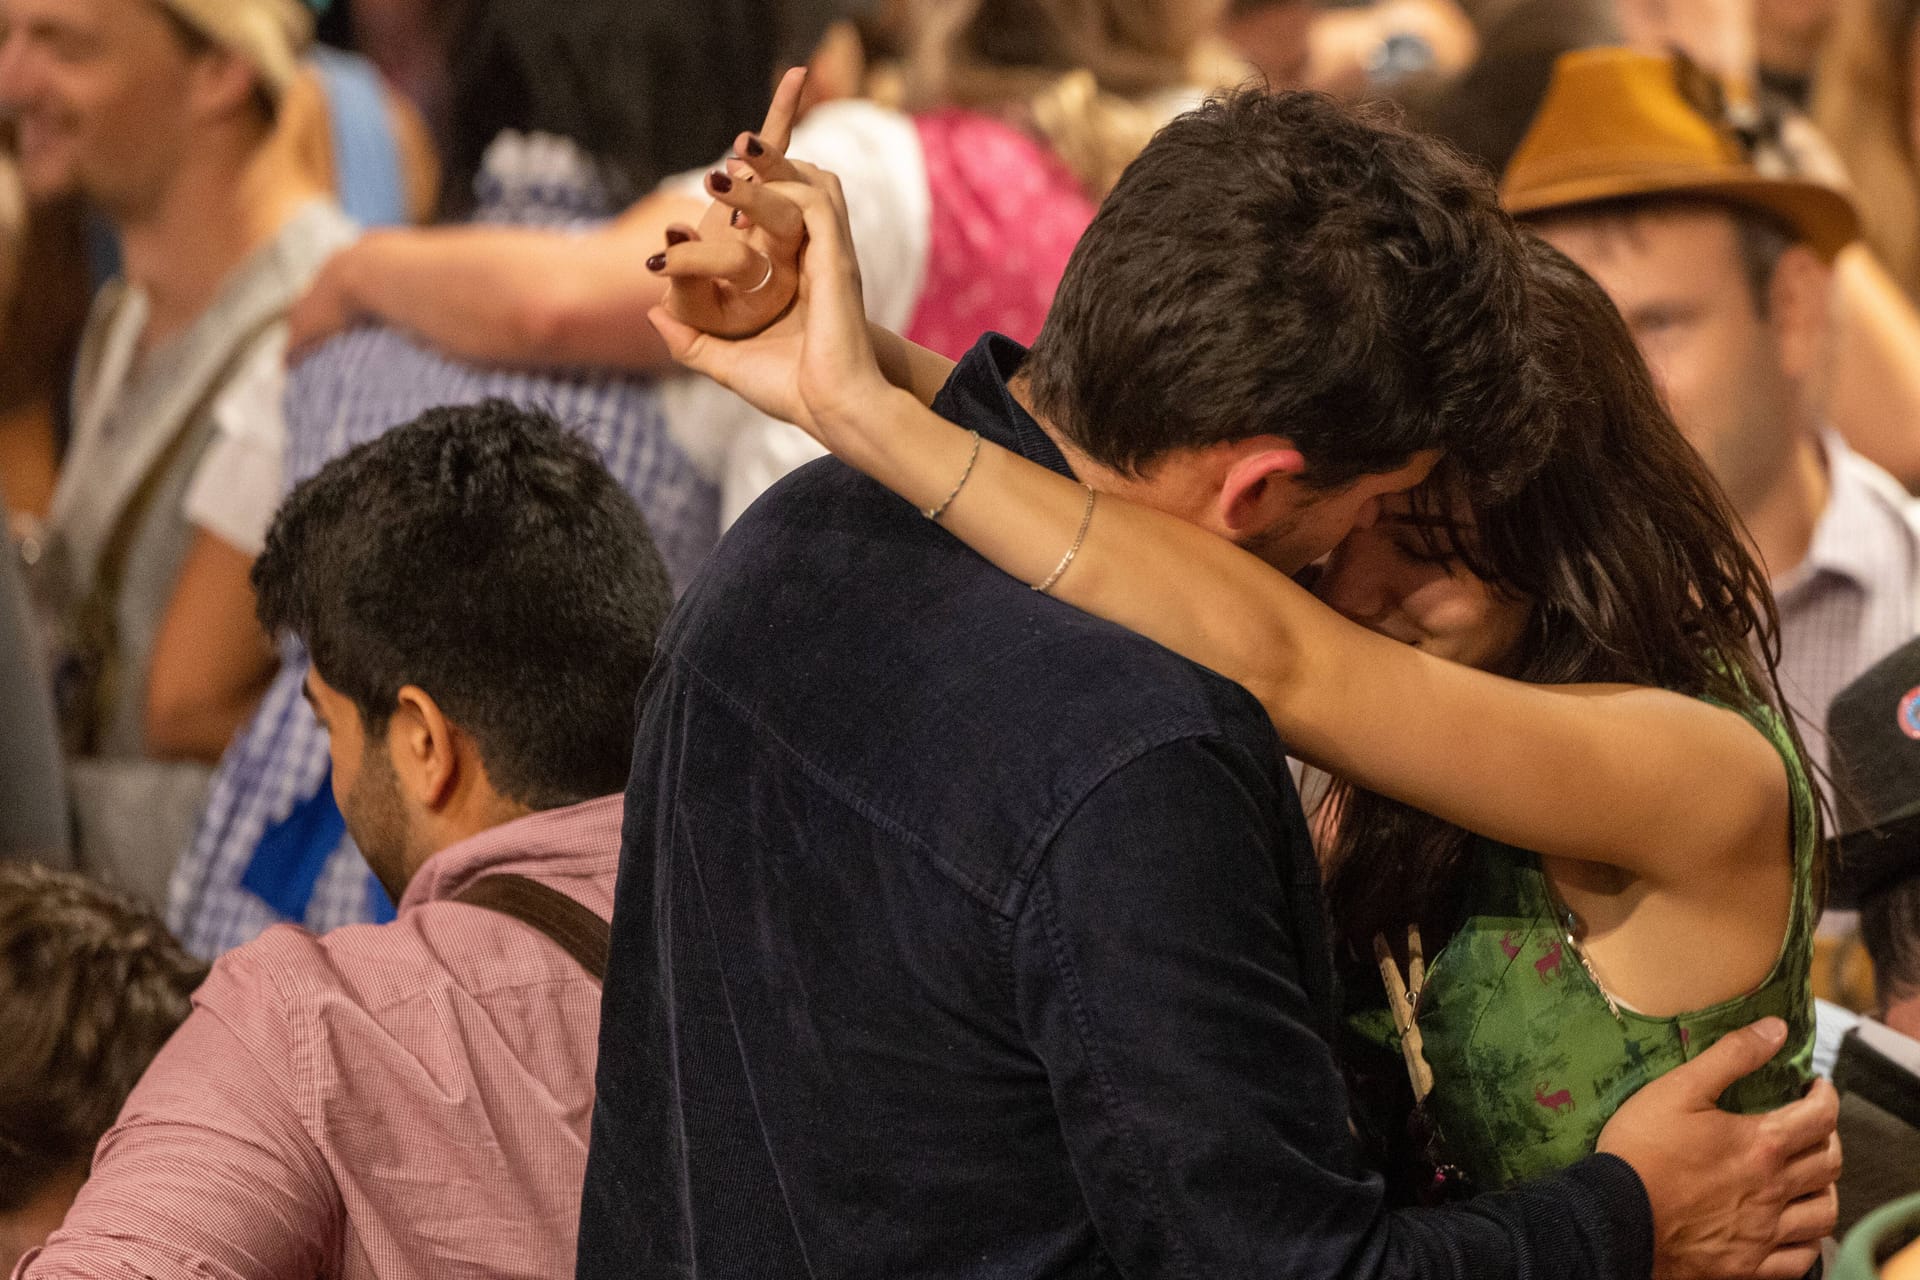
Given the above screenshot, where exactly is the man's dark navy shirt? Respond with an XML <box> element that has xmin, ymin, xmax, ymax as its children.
<box><xmin>578</xmin><ymin>335</ymin><xmax>1654</xmax><ymax>1279</ymax></box>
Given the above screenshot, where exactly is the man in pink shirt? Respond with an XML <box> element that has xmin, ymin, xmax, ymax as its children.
<box><xmin>16</xmin><ymin>399</ymin><xmax>674</xmax><ymax>1280</ymax></box>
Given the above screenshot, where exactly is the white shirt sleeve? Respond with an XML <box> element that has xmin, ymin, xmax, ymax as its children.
<box><xmin>182</xmin><ymin>333</ymin><xmax>289</xmax><ymax>558</ymax></box>
<box><xmin>653</xmin><ymin>100</ymin><xmax>932</xmax><ymax>528</ymax></box>
<box><xmin>1812</xmin><ymin>998</ymin><xmax>1864</xmax><ymax>1079</ymax></box>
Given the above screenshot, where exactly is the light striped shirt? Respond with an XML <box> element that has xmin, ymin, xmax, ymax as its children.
<box><xmin>22</xmin><ymin>796</ymin><xmax>620</xmax><ymax>1280</ymax></box>
<box><xmin>1775</xmin><ymin>433</ymin><xmax>1920</xmax><ymax>780</ymax></box>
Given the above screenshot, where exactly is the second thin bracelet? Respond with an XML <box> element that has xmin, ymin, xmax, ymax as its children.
<box><xmin>1033</xmin><ymin>484</ymin><xmax>1097</xmax><ymax>594</ymax></box>
<box><xmin>924</xmin><ymin>431</ymin><xmax>983</xmax><ymax>522</ymax></box>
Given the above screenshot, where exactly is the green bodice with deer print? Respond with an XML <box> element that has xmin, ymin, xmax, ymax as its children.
<box><xmin>1371</xmin><ymin>707</ymin><xmax>1817</xmax><ymax>1192</ymax></box>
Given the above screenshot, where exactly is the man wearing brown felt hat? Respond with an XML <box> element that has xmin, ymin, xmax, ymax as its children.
<box><xmin>1504</xmin><ymin>46</ymin><xmax>1920</xmax><ymax>785</ymax></box>
<box><xmin>0</xmin><ymin>0</ymin><xmax>355</xmax><ymax>908</ymax></box>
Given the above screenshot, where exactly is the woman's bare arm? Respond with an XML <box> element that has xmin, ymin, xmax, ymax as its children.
<box><xmin>287</xmin><ymin>68</ymin><xmax>817</xmax><ymax>372</ymax></box>
<box><xmin>868</xmin><ymin>324</ymin><xmax>957</xmax><ymax>407</ymax></box>
<box><xmin>285</xmin><ymin>204</ymin><xmax>700</xmax><ymax>371</ymax></box>
<box><xmin>145</xmin><ymin>531</ymin><xmax>278</xmax><ymax>762</ymax></box>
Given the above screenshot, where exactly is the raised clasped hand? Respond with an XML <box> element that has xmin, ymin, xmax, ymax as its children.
<box><xmin>648</xmin><ymin>79</ymin><xmax>897</xmax><ymax>455</ymax></box>
<box><xmin>649</xmin><ymin>67</ymin><xmax>811</xmax><ymax>345</ymax></box>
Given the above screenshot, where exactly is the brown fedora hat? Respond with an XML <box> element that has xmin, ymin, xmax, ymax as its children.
<box><xmin>1501</xmin><ymin>47</ymin><xmax>1860</xmax><ymax>260</ymax></box>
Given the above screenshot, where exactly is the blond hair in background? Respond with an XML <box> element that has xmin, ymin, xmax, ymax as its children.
<box><xmin>1814</xmin><ymin>0</ymin><xmax>1920</xmax><ymax>301</ymax></box>
<box><xmin>867</xmin><ymin>0</ymin><xmax>1242</xmax><ymax>198</ymax></box>
<box><xmin>152</xmin><ymin>0</ymin><xmax>314</xmax><ymax>106</ymax></box>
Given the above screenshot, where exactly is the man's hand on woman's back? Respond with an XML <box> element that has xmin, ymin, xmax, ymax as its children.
<box><xmin>1598</xmin><ymin>1017</ymin><xmax>1840</xmax><ymax>1280</ymax></box>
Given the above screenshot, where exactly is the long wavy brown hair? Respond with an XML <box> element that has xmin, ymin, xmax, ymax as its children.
<box><xmin>1322</xmin><ymin>234</ymin><xmax>1825</xmax><ymax>961</ymax></box>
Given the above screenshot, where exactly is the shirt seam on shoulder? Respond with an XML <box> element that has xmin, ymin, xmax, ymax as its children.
<box><xmin>675</xmin><ymin>654</ymin><xmax>1011</xmax><ymax>916</ymax></box>
<box><xmin>683</xmin><ymin>652</ymin><xmax>1261</xmax><ymax>919</ymax></box>
<box><xmin>1004</xmin><ymin>724</ymin><xmax>1275</xmax><ymax>907</ymax></box>
<box><xmin>204</xmin><ymin>948</ymin><xmax>351</xmax><ymax>1248</ymax></box>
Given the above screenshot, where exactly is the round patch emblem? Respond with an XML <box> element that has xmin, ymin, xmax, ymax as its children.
<box><xmin>1900</xmin><ymin>687</ymin><xmax>1920</xmax><ymax>740</ymax></box>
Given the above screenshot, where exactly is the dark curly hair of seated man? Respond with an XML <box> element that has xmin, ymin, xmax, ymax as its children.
<box><xmin>0</xmin><ymin>864</ymin><xmax>206</xmax><ymax>1268</ymax></box>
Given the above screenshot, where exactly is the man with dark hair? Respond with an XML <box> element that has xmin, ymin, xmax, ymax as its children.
<box><xmin>1021</xmin><ymin>92</ymin><xmax>1554</xmax><ymax>504</ymax></box>
<box><xmin>20</xmin><ymin>401</ymin><xmax>673</xmax><ymax>1279</ymax></box>
<box><xmin>0</xmin><ymin>864</ymin><xmax>204</xmax><ymax>1273</ymax></box>
<box><xmin>1503</xmin><ymin>47</ymin><xmax>1919</xmax><ymax>774</ymax></box>
<box><xmin>580</xmin><ymin>89</ymin><xmax>1838</xmax><ymax>1280</ymax></box>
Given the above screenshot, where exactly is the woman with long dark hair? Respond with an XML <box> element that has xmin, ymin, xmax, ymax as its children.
<box><xmin>1311</xmin><ymin>240</ymin><xmax>1820</xmax><ymax>1192</ymax></box>
<box><xmin>660</xmin><ymin>166</ymin><xmax>1822</xmax><ymax>1196</ymax></box>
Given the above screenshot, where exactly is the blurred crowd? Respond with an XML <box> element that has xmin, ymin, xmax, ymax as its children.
<box><xmin>6</xmin><ymin>0</ymin><xmax>1920</xmax><ymax>1274</ymax></box>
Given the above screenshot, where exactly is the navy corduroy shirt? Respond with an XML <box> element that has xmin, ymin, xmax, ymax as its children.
<box><xmin>578</xmin><ymin>334</ymin><xmax>1655</xmax><ymax>1280</ymax></box>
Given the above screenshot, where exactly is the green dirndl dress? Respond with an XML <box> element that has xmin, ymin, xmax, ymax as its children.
<box><xmin>1354</xmin><ymin>704</ymin><xmax>1819</xmax><ymax>1192</ymax></box>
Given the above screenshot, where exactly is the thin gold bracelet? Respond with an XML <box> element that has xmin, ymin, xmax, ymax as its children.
<box><xmin>1033</xmin><ymin>485</ymin><xmax>1096</xmax><ymax>593</ymax></box>
<box><xmin>923</xmin><ymin>431</ymin><xmax>983</xmax><ymax>522</ymax></box>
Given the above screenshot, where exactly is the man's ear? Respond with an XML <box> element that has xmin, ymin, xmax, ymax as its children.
<box><xmin>1217</xmin><ymin>440</ymin><xmax>1311</xmax><ymax>537</ymax></box>
<box><xmin>1767</xmin><ymin>244</ymin><xmax>1833</xmax><ymax>387</ymax></box>
<box><xmin>387</xmin><ymin>685</ymin><xmax>459</xmax><ymax>812</ymax></box>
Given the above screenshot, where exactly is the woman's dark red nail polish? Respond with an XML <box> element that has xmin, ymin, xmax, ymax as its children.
<box><xmin>665</xmin><ymin>228</ymin><xmax>691</xmax><ymax>246</ymax></box>
<box><xmin>745</xmin><ymin>135</ymin><xmax>765</xmax><ymax>157</ymax></box>
<box><xmin>709</xmin><ymin>171</ymin><xmax>733</xmax><ymax>193</ymax></box>
<box><xmin>646</xmin><ymin>253</ymin><xmax>667</xmax><ymax>272</ymax></box>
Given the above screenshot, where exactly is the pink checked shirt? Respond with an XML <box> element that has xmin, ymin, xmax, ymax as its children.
<box><xmin>17</xmin><ymin>794</ymin><xmax>623</xmax><ymax>1280</ymax></box>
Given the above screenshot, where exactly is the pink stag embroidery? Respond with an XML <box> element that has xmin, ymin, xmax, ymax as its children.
<box><xmin>1499</xmin><ymin>932</ymin><xmax>1522</xmax><ymax>962</ymax></box>
<box><xmin>1534</xmin><ymin>939</ymin><xmax>1564</xmax><ymax>983</ymax></box>
<box><xmin>1534</xmin><ymin>1083</ymin><xmax>1576</xmax><ymax>1114</ymax></box>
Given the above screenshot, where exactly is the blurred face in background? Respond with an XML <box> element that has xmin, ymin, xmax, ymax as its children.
<box><xmin>0</xmin><ymin>0</ymin><xmax>201</xmax><ymax>211</ymax></box>
<box><xmin>1535</xmin><ymin>204</ymin><xmax>1822</xmax><ymax>521</ymax></box>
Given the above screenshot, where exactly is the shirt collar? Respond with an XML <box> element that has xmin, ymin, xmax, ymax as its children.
<box><xmin>1779</xmin><ymin>432</ymin><xmax>1917</xmax><ymax>599</ymax></box>
<box><xmin>945</xmin><ymin>333</ymin><xmax>1077</xmax><ymax>481</ymax></box>
<box><xmin>398</xmin><ymin>793</ymin><xmax>625</xmax><ymax>910</ymax></box>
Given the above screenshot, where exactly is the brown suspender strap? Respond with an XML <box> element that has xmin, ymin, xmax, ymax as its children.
<box><xmin>452</xmin><ymin>873</ymin><xmax>611</xmax><ymax>983</ymax></box>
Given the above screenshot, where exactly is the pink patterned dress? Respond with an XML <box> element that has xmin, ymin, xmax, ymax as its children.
<box><xmin>903</xmin><ymin>109</ymin><xmax>1099</xmax><ymax>361</ymax></box>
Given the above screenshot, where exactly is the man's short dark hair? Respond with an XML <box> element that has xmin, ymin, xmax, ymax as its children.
<box><xmin>0</xmin><ymin>864</ymin><xmax>205</xmax><ymax>1211</ymax></box>
<box><xmin>253</xmin><ymin>400</ymin><xmax>673</xmax><ymax>810</ymax></box>
<box><xmin>1862</xmin><ymin>878</ymin><xmax>1920</xmax><ymax>1010</ymax></box>
<box><xmin>1024</xmin><ymin>89</ymin><xmax>1555</xmax><ymax>497</ymax></box>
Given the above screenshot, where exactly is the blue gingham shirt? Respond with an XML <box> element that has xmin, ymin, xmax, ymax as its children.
<box><xmin>167</xmin><ymin>137</ymin><xmax>719</xmax><ymax>957</ymax></box>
